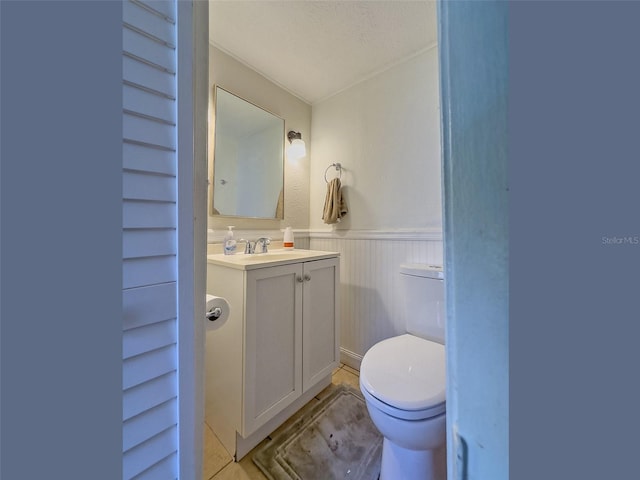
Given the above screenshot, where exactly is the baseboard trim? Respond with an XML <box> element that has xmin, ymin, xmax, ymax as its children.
<box><xmin>340</xmin><ymin>347</ymin><xmax>363</xmax><ymax>371</ymax></box>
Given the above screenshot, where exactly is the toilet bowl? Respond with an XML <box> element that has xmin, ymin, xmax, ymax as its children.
<box><xmin>359</xmin><ymin>264</ymin><xmax>446</xmax><ymax>480</ymax></box>
<box><xmin>360</xmin><ymin>334</ymin><xmax>446</xmax><ymax>479</ymax></box>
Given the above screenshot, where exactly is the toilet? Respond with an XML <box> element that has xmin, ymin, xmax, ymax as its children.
<box><xmin>359</xmin><ymin>264</ymin><xmax>446</xmax><ymax>480</ymax></box>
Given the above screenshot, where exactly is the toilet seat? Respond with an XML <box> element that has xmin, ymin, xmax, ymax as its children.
<box><xmin>360</xmin><ymin>334</ymin><xmax>446</xmax><ymax>419</ymax></box>
<box><xmin>360</xmin><ymin>383</ymin><xmax>445</xmax><ymax>421</ymax></box>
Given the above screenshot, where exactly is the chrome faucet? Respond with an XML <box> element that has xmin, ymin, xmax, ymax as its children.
<box><xmin>241</xmin><ymin>237</ymin><xmax>271</xmax><ymax>254</ymax></box>
<box><xmin>254</xmin><ymin>237</ymin><xmax>271</xmax><ymax>253</ymax></box>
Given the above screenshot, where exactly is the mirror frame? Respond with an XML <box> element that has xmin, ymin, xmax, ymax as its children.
<box><xmin>210</xmin><ymin>85</ymin><xmax>285</xmax><ymax>220</ymax></box>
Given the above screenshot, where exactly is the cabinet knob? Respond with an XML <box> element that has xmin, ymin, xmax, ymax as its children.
<box><xmin>296</xmin><ymin>276</ymin><xmax>304</xmax><ymax>283</ymax></box>
<box><xmin>304</xmin><ymin>274</ymin><xmax>311</xmax><ymax>281</ymax></box>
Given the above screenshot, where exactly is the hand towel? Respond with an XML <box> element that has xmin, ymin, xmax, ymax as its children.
<box><xmin>322</xmin><ymin>178</ymin><xmax>348</xmax><ymax>224</ymax></box>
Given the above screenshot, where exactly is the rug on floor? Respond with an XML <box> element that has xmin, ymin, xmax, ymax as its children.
<box><xmin>252</xmin><ymin>384</ymin><xmax>383</xmax><ymax>480</ymax></box>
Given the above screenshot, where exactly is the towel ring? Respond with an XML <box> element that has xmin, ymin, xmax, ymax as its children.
<box><xmin>324</xmin><ymin>163</ymin><xmax>342</xmax><ymax>183</ymax></box>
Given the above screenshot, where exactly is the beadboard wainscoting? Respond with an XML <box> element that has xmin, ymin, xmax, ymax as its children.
<box><xmin>309</xmin><ymin>230</ymin><xmax>443</xmax><ymax>371</ymax></box>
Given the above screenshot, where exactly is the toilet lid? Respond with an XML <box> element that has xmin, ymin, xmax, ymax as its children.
<box><xmin>360</xmin><ymin>334</ymin><xmax>446</xmax><ymax>412</ymax></box>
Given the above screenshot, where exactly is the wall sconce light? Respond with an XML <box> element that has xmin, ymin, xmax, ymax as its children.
<box><xmin>287</xmin><ymin>131</ymin><xmax>306</xmax><ymax>160</ymax></box>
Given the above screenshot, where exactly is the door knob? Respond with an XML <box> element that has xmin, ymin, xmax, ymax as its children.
<box><xmin>304</xmin><ymin>274</ymin><xmax>311</xmax><ymax>281</ymax></box>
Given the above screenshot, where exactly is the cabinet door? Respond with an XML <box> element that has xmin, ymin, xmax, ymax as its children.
<box><xmin>302</xmin><ymin>258</ymin><xmax>340</xmax><ymax>391</ymax></box>
<box><xmin>243</xmin><ymin>263</ymin><xmax>303</xmax><ymax>436</ymax></box>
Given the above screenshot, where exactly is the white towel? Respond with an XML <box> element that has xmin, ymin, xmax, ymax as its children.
<box><xmin>322</xmin><ymin>178</ymin><xmax>348</xmax><ymax>224</ymax></box>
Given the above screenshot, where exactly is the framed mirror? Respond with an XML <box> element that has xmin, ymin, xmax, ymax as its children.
<box><xmin>211</xmin><ymin>86</ymin><xmax>285</xmax><ymax>219</ymax></box>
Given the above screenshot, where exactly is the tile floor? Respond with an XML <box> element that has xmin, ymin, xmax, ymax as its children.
<box><xmin>202</xmin><ymin>363</ymin><xmax>361</xmax><ymax>480</ymax></box>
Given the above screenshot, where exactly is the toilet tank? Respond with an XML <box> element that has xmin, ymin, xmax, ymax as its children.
<box><xmin>400</xmin><ymin>264</ymin><xmax>445</xmax><ymax>344</ymax></box>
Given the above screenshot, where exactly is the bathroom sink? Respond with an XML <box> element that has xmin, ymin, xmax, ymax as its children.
<box><xmin>207</xmin><ymin>249</ymin><xmax>339</xmax><ymax>270</ymax></box>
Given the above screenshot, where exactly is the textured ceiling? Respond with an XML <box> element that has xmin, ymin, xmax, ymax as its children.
<box><xmin>209</xmin><ymin>1</ymin><xmax>438</xmax><ymax>105</ymax></box>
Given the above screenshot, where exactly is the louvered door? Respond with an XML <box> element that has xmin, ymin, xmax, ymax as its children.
<box><xmin>122</xmin><ymin>1</ymin><xmax>179</xmax><ymax>478</ymax></box>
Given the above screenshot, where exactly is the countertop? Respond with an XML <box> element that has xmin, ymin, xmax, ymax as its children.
<box><xmin>207</xmin><ymin>249</ymin><xmax>340</xmax><ymax>271</ymax></box>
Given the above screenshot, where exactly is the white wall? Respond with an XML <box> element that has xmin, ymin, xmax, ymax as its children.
<box><xmin>308</xmin><ymin>47</ymin><xmax>443</xmax><ymax>367</ymax></box>
<box><xmin>309</xmin><ymin>47</ymin><xmax>441</xmax><ymax>231</ymax></box>
<box><xmin>209</xmin><ymin>45</ymin><xmax>311</xmax><ymax>235</ymax></box>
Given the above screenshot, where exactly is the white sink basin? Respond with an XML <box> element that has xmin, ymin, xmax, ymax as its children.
<box><xmin>207</xmin><ymin>249</ymin><xmax>339</xmax><ymax>270</ymax></box>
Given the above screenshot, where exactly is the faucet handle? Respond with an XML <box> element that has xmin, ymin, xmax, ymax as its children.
<box><xmin>255</xmin><ymin>237</ymin><xmax>271</xmax><ymax>253</ymax></box>
<box><xmin>238</xmin><ymin>239</ymin><xmax>253</xmax><ymax>254</ymax></box>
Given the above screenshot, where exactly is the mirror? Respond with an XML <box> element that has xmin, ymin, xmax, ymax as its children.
<box><xmin>211</xmin><ymin>86</ymin><xmax>285</xmax><ymax>219</ymax></box>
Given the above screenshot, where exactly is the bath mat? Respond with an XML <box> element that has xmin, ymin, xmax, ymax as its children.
<box><xmin>252</xmin><ymin>384</ymin><xmax>382</xmax><ymax>480</ymax></box>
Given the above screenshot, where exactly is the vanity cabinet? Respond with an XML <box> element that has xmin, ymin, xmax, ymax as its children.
<box><xmin>205</xmin><ymin>251</ymin><xmax>339</xmax><ymax>459</ymax></box>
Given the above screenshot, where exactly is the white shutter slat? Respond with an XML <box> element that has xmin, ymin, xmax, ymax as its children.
<box><xmin>123</xmin><ymin>114</ymin><xmax>175</xmax><ymax>151</ymax></box>
<box><xmin>123</xmin><ymin>256</ymin><xmax>176</xmax><ymax>290</ymax></box>
<box><xmin>123</xmin><ymin>283</ymin><xmax>176</xmax><ymax>330</ymax></box>
<box><xmin>123</xmin><ymin>28</ymin><xmax>174</xmax><ymax>73</ymax></box>
<box><xmin>123</xmin><ymin>1</ymin><xmax>175</xmax><ymax>46</ymax></box>
<box><xmin>123</xmin><ymin>229</ymin><xmax>176</xmax><ymax>259</ymax></box>
<box><xmin>123</xmin><ymin>344</ymin><xmax>176</xmax><ymax>390</ymax></box>
<box><xmin>123</xmin><ymin>201</ymin><xmax>176</xmax><ymax>229</ymax></box>
<box><xmin>123</xmin><ymin>319</ymin><xmax>176</xmax><ymax>359</ymax></box>
<box><xmin>124</xmin><ymin>84</ymin><xmax>174</xmax><ymax>121</ymax></box>
<box><xmin>123</xmin><ymin>372</ymin><xmax>177</xmax><ymax>421</ymax></box>
<box><xmin>133</xmin><ymin>0</ymin><xmax>176</xmax><ymax>22</ymax></box>
<box><xmin>123</xmin><ymin>55</ymin><xmax>175</xmax><ymax>99</ymax></box>
<box><xmin>123</xmin><ymin>426</ymin><xmax>178</xmax><ymax>479</ymax></box>
<box><xmin>123</xmin><ymin>141</ymin><xmax>176</xmax><ymax>176</ymax></box>
<box><xmin>131</xmin><ymin>452</ymin><xmax>177</xmax><ymax>480</ymax></box>
<box><xmin>123</xmin><ymin>171</ymin><xmax>176</xmax><ymax>202</ymax></box>
<box><xmin>123</xmin><ymin>398</ymin><xmax>177</xmax><ymax>452</ymax></box>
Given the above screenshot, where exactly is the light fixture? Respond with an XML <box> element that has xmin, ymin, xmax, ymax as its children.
<box><xmin>287</xmin><ymin>130</ymin><xmax>306</xmax><ymax>160</ymax></box>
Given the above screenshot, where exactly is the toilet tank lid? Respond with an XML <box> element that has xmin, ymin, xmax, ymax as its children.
<box><xmin>399</xmin><ymin>264</ymin><xmax>443</xmax><ymax>279</ymax></box>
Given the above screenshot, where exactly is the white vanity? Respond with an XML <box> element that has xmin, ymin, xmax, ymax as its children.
<box><xmin>205</xmin><ymin>249</ymin><xmax>340</xmax><ymax>460</ymax></box>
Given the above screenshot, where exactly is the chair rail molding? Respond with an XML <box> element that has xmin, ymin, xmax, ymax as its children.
<box><xmin>308</xmin><ymin>228</ymin><xmax>443</xmax><ymax>241</ymax></box>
